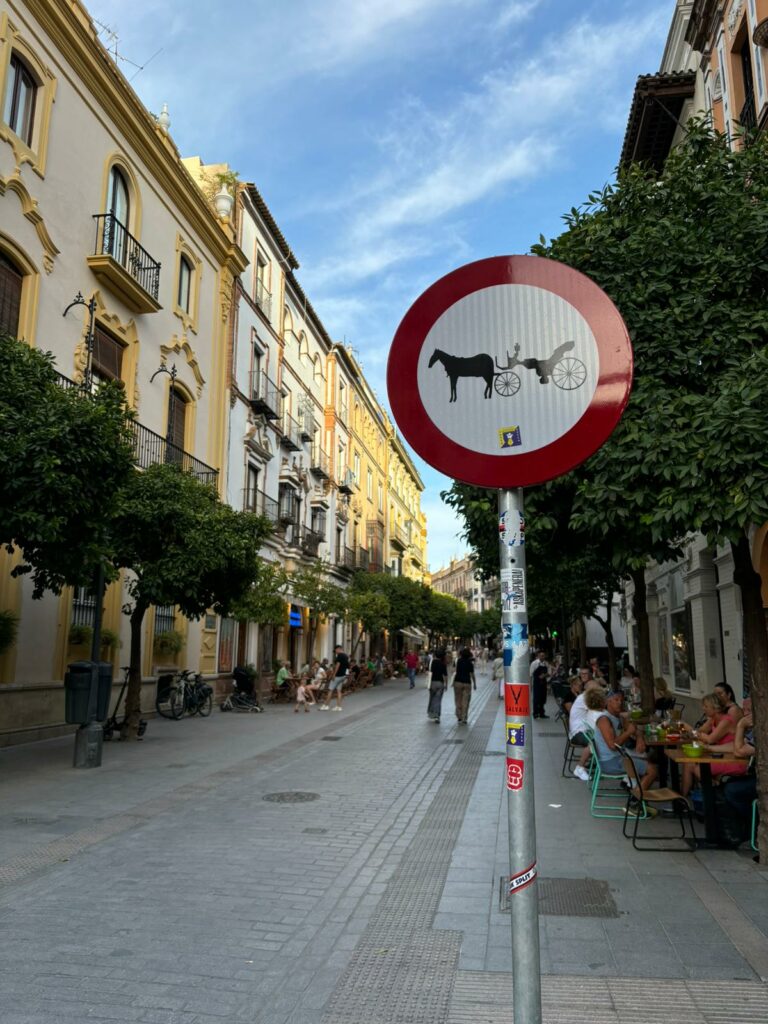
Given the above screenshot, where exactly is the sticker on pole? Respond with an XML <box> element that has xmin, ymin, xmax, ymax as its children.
<box><xmin>506</xmin><ymin>722</ymin><xmax>526</xmax><ymax>747</ymax></box>
<box><xmin>505</xmin><ymin>684</ymin><xmax>530</xmax><ymax>717</ymax></box>
<box><xmin>386</xmin><ymin>255</ymin><xmax>633</xmax><ymax>488</ymax></box>
<box><xmin>501</xmin><ymin>568</ymin><xmax>525</xmax><ymax>612</ymax></box>
<box><xmin>506</xmin><ymin>757</ymin><xmax>525</xmax><ymax>790</ymax></box>
<box><xmin>508</xmin><ymin>862</ymin><xmax>538</xmax><ymax>895</ymax></box>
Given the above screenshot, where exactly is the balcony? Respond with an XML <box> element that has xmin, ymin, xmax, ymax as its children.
<box><xmin>249</xmin><ymin>370</ymin><xmax>281</xmax><ymax>420</ymax></box>
<box><xmin>335</xmin><ymin>546</ymin><xmax>356</xmax><ymax>572</ymax></box>
<box><xmin>310</xmin><ymin>445</ymin><xmax>330</xmax><ymax>479</ymax></box>
<box><xmin>356</xmin><ymin>547</ymin><xmax>369</xmax><ymax>571</ymax></box>
<box><xmin>242</xmin><ymin>487</ymin><xmax>279</xmax><ymax>524</ymax></box>
<box><xmin>280</xmin><ymin>412</ymin><xmax>302</xmax><ymax>451</ymax></box>
<box><xmin>390</xmin><ymin>523</ymin><xmax>409</xmax><ymax>550</ymax></box>
<box><xmin>299</xmin><ymin>415</ymin><xmax>314</xmax><ymax>442</ymax></box>
<box><xmin>338</xmin><ymin>468</ymin><xmax>355</xmax><ymax>495</ymax></box>
<box><xmin>130</xmin><ymin>421</ymin><xmax>217</xmax><ymax>485</ymax></box>
<box><xmin>301</xmin><ymin>526</ymin><xmax>324</xmax><ymax>557</ymax></box>
<box><xmin>255</xmin><ymin>277</ymin><xmax>272</xmax><ymax>319</ymax></box>
<box><xmin>87</xmin><ymin>213</ymin><xmax>161</xmax><ymax>314</ymax></box>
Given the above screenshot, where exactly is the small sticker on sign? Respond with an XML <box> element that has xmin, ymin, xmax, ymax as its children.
<box><xmin>507</xmin><ymin>511</ymin><xmax>525</xmax><ymax>547</ymax></box>
<box><xmin>508</xmin><ymin>862</ymin><xmax>537</xmax><ymax>895</ymax></box>
<box><xmin>498</xmin><ymin>510</ymin><xmax>508</xmax><ymax>541</ymax></box>
<box><xmin>509</xmin><ymin>569</ymin><xmax>525</xmax><ymax>612</ymax></box>
<box><xmin>506</xmin><ymin>757</ymin><xmax>525</xmax><ymax>790</ymax></box>
<box><xmin>499</xmin><ymin>426</ymin><xmax>522</xmax><ymax>449</ymax></box>
<box><xmin>505</xmin><ymin>683</ymin><xmax>530</xmax><ymax>717</ymax></box>
<box><xmin>502</xmin><ymin>624</ymin><xmax>513</xmax><ymax>650</ymax></box>
<box><xmin>506</xmin><ymin>722</ymin><xmax>525</xmax><ymax>747</ymax></box>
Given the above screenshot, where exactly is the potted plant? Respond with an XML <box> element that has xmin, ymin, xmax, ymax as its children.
<box><xmin>100</xmin><ymin>628</ymin><xmax>122</xmax><ymax>652</ymax></box>
<box><xmin>68</xmin><ymin>623</ymin><xmax>93</xmax><ymax>648</ymax></box>
<box><xmin>0</xmin><ymin>610</ymin><xmax>18</xmax><ymax>657</ymax></box>
<box><xmin>153</xmin><ymin>629</ymin><xmax>185</xmax><ymax>658</ymax></box>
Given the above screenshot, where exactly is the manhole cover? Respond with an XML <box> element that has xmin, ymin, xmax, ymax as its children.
<box><xmin>302</xmin><ymin>827</ymin><xmax>328</xmax><ymax>835</ymax></box>
<box><xmin>321</xmin><ymin>736</ymin><xmax>342</xmax><ymax>741</ymax></box>
<box><xmin>499</xmin><ymin>876</ymin><xmax>618</xmax><ymax>917</ymax></box>
<box><xmin>484</xmin><ymin>751</ymin><xmax>506</xmax><ymax>757</ymax></box>
<box><xmin>263</xmin><ymin>792</ymin><xmax>320</xmax><ymax>804</ymax></box>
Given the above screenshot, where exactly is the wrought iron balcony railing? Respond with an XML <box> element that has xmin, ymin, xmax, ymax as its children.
<box><xmin>301</xmin><ymin>527</ymin><xmax>324</xmax><ymax>556</ymax></box>
<box><xmin>280</xmin><ymin>412</ymin><xmax>302</xmax><ymax>451</ymax></box>
<box><xmin>310</xmin><ymin>445</ymin><xmax>330</xmax><ymax>479</ymax></box>
<box><xmin>53</xmin><ymin>370</ymin><xmax>218</xmax><ymax>485</ymax></box>
<box><xmin>739</xmin><ymin>92</ymin><xmax>757</xmax><ymax>133</ymax></box>
<box><xmin>249</xmin><ymin>370</ymin><xmax>281</xmax><ymax>420</ymax></box>
<box><xmin>356</xmin><ymin>547</ymin><xmax>369</xmax><ymax>571</ymax></box>
<box><xmin>131</xmin><ymin>421</ymin><xmax>218</xmax><ymax>486</ymax></box>
<box><xmin>242</xmin><ymin>488</ymin><xmax>279</xmax><ymax>524</ymax></box>
<box><xmin>255</xmin><ymin>278</ymin><xmax>272</xmax><ymax>319</ymax></box>
<box><xmin>92</xmin><ymin>213</ymin><xmax>161</xmax><ymax>303</ymax></box>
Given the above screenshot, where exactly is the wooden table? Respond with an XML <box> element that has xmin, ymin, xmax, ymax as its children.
<box><xmin>666</xmin><ymin>749</ymin><xmax>751</xmax><ymax>845</ymax></box>
<box><xmin>643</xmin><ymin>736</ymin><xmax>682</xmax><ymax>788</ymax></box>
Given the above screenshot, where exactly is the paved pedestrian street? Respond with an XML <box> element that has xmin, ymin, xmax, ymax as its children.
<box><xmin>1</xmin><ymin>670</ymin><xmax>768</xmax><ymax>1024</ymax></box>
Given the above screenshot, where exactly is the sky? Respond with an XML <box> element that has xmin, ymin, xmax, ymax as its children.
<box><xmin>90</xmin><ymin>0</ymin><xmax>674</xmax><ymax>571</ymax></box>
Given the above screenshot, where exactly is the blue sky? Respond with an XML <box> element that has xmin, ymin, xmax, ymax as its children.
<box><xmin>91</xmin><ymin>0</ymin><xmax>674</xmax><ymax>571</ymax></box>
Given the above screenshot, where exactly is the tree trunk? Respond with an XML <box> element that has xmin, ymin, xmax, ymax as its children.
<box><xmin>731</xmin><ymin>533</ymin><xmax>768</xmax><ymax>864</ymax></box>
<box><xmin>351</xmin><ymin>629</ymin><xmax>365</xmax><ymax>659</ymax></box>
<box><xmin>121</xmin><ymin>600</ymin><xmax>148</xmax><ymax>740</ymax></box>
<box><xmin>576</xmin><ymin>617</ymin><xmax>587</xmax><ymax>667</ymax></box>
<box><xmin>592</xmin><ymin>595</ymin><xmax>617</xmax><ymax>688</ymax></box>
<box><xmin>630</xmin><ymin>569</ymin><xmax>655</xmax><ymax>712</ymax></box>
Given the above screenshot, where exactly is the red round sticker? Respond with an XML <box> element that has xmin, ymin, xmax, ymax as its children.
<box><xmin>386</xmin><ymin>255</ymin><xmax>632</xmax><ymax>488</ymax></box>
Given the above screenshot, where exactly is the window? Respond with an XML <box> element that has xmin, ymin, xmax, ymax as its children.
<box><xmin>245</xmin><ymin>464</ymin><xmax>259</xmax><ymax>511</ymax></box>
<box><xmin>91</xmin><ymin>324</ymin><xmax>124</xmax><ymax>385</ymax></box>
<box><xmin>338</xmin><ymin>381</ymin><xmax>347</xmax><ymax>422</ymax></box>
<box><xmin>353</xmin><ymin>451</ymin><xmax>361</xmax><ymax>485</ymax></box>
<box><xmin>218</xmin><ymin>618</ymin><xmax>236</xmax><ymax>674</ymax></box>
<box><xmin>177</xmin><ymin>255</ymin><xmax>192</xmax><ymax>313</ymax></box>
<box><xmin>107</xmin><ymin>165</ymin><xmax>130</xmax><ymax>227</ymax></box>
<box><xmin>378</xmin><ymin>483</ymin><xmax>384</xmax><ymax>513</ymax></box>
<box><xmin>154</xmin><ymin>605</ymin><xmax>176</xmax><ymax>636</ymax></box>
<box><xmin>311</xmin><ymin>507</ymin><xmax>326</xmax><ymax>536</ymax></box>
<box><xmin>3</xmin><ymin>53</ymin><xmax>36</xmax><ymax>146</ymax></box>
<box><xmin>367</xmin><ymin>469</ymin><xmax>373</xmax><ymax>501</ymax></box>
<box><xmin>0</xmin><ymin>253</ymin><xmax>23</xmax><ymax>337</ymax></box>
<box><xmin>71</xmin><ymin>584</ymin><xmax>96</xmax><ymax>629</ymax></box>
<box><xmin>167</xmin><ymin>387</ymin><xmax>187</xmax><ymax>453</ymax></box>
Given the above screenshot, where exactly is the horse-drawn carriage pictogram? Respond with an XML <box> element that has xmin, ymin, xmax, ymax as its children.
<box><xmin>428</xmin><ymin>342</ymin><xmax>587</xmax><ymax>402</ymax></box>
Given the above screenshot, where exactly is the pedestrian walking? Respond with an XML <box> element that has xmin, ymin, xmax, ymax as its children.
<box><xmin>453</xmin><ymin>647</ymin><xmax>476</xmax><ymax>725</ymax></box>
<box><xmin>427</xmin><ymin>649</ymin><xmax>448</xmax><ymax>722</ymax></box>
<box><xmin>405</xmin><ymin>649</ymin><xmax>419</xmax><ymax>688</ymax></box>
<box><xmin>320</xmin><ymin>644</ymin><xmax>348</xmax><ymax>711</ymax></box>
<box><xmin>492</xmin><ymin>650</ymin><xmax>504</xmax><ymax>699</ymax></box>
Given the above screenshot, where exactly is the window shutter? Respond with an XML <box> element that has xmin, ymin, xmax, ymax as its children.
<box><xmin>168</xmin><ymin>390</ymin><xmax>186</xmax><ymax>450</ymax></box>
<box><xmin>92</xmin><ymin>325</ymin><xmax>124</xmax><ymax>382</ymax></box>
<box><xmin>0</xmin><ymin>254</ymin><xmax>23</xmax><ymax>337</ymax></box>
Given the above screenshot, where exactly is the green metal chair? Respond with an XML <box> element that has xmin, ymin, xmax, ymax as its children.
<box><xmin>617</xmin><ymin>744</ymin><xmax>695</xmax><ymax>851</ymax></box>
<box><xmin>586</xmin><ymin>730</ymin><xmax>630</xmax><ymax>819</ymax></box>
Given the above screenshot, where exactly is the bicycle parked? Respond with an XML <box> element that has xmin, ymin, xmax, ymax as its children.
<box><xmin>220</xmin><ymin>667</ymin><xmax>263</xmax><ymax>713</ymax></box>
<box><xmin>156</xmin><ymin>669</ymin><xmax>213</xmax><ymax>720</ymax></box>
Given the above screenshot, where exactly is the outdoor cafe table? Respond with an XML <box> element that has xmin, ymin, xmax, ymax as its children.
<box><xmin>666</xmin><ymin>748</ymin><xmax>751</xmax><ymax>846</ymax></box>
<box><xmin>643</xmin><ymin>735</ymin><xmax>682</xmax><ymax>788</ymax></box>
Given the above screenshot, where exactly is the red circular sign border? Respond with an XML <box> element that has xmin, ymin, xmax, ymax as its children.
<box><xmin>387</xmin><ymin>255</ymin><xmax>633</xmax><ymax>488</ymax></box>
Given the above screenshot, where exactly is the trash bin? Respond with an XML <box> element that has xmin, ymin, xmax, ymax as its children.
<box><xmin>64</xmin><ymin>661</ymin><xmax>113</xmax><ymax>724</ymax></box>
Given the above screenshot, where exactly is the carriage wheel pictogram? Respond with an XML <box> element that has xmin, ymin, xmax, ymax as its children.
<box><xmin>494</xmin><ymin>371</ymin><xmax>521</xmax><ymax>397</ymax></box>
<box><xmin>552</xmin><ymin>357</ymin><xmax>587</xmax><ymax>391</ymax></box>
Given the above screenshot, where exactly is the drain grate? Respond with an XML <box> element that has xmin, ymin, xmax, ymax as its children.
<box><xmin>499</xmin><ymin>876</ymin><xmax>619</xmax><ymax>917</ymax></box>
<box><xmin>302</xmin><ymin>827</ymin><xmax>328</xmax><ymax>835</ymax></box>
<box><xmin>263</xmin><ymin>792</ymin><xmax>320</xmax><ymax>804</ymax></box>
<box><xmin>321</xmin><ymin>736</ymin><xmax>342</xmax><ymax>741</ymax></box>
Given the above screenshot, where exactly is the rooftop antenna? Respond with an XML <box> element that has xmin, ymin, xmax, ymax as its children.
<box><xmin>93</xmin><ymin>19</ymin><xmax>163</xmax><ymax>84</ymax></box>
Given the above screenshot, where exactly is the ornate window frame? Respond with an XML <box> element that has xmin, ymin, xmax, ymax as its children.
<box><xmin>172</xmin><ymin>233</ymin><xmax>202</xmax><ymax>334</ymax></box>
<box><xmin>0</xmin><ymin>14</ymin><xmax>56</xmax><ymax>178</ymax></box>
<box><xmin>0</xmin><ymin>231</ymin><xmax>39</xmax><ymax>343</ymax></box>
<box><xmin>98</xmin><ymin>152</ymin><xmax>143</xmax><ymax>237</ymax></box>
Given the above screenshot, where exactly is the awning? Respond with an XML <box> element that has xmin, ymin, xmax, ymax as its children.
<box><xmin>620</xmin><ymin>71</ymin><xmax>696</xmax><ymax>172</ymax></box>
<box><xmin>399</xmin><ymin>627</ymin><xmax>428</xmax><ymax>643</ymax></box>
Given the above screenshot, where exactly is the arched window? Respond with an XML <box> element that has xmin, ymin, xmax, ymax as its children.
<box><xmin>298</xmin><ymin>332</ymin><xmax>309</xmax><ymax>361</ymax></box>
<box><xmin>107</xmin><ymin>165</ymin><xmax>130</xmax><ymax>227</ymax></box>
<box><xmin>313</xmin><ymin>355</ymin><xmax>323</xmax><ymax>381</ymax></box>
<box><xmin>3</xmin><ymin>53</ymin><xmax>37</xmax><ymax>146</ymax></box>
<box><xmin>0</xmin><ymin>252</ymin><xmax>23</xmax><ymax>337</ymax></box>
<box><xmin>177</xmin><ymin>255</ymin><xmax>192</xmax><ymax>313</ymax></box>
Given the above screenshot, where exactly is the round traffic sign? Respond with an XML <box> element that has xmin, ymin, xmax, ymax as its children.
<box><xmin>386</xmin><ymin>255</ymin><xmax>632</xmax><ymax>488</ymax></box>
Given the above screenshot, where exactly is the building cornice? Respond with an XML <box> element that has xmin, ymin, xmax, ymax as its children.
<box><xmin>35</xmin><ymin>1</ymin><xmax>246</xmax><ymax>274</ymax></box>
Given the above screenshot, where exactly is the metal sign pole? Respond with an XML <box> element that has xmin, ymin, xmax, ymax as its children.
<box><xmin>499</xmin><ymin>486</ymin><xmax>541</xmax><ymax>1024</ymax></box>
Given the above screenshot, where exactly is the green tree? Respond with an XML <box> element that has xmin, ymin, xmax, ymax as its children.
<box><xmin>111</xmin><ymin>464</ymin><xmax>272</xmax><ymax>737</ymax></box>
<box><xmin>346</xmin><ymin>589</ymin><xmax>390</xmax><ymax>657</ymax></box>
<box><xmin>289</xmin><ymin>560</ymin><xmax>346</xmax><ymax>660</ymax></box>
<box><xmin>0</xmin><ymin>335</ymin><xmax>134</xmax><ymax>596</ymax></box>
<box><xmin>229</xmin><ymin>560</ymin><xmax>289</xmax><ymax>628</ymax></box>
<box><xmin>526</xmin><ymin>121</ymin><xmax>768</xmax><ymax>854</ymax></box>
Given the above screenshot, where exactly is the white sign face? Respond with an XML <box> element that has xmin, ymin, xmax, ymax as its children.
<box><xmin>416</xmin><ymin>284</ymin><xmax>599</xmax><ymax>456</ymax></box>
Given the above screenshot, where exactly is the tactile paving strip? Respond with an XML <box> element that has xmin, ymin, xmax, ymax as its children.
<box><xmin>322</xmin><ymin>691</ymin><xmax>498</xmax><ymax>1023</ymax></box>
<box><xmin>448</xmin><ymin>971</ymin><xmax>768</xmax><ymax>1024</ymax></box>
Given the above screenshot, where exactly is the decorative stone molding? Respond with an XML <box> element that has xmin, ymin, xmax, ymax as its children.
<box><xmin>160</xmin><ymin>336</ymin><xmax>205</xmax><ymax>396</ymax></box>
<box><xmin>244</xmin><ymin>415</ymin><xmax>274</xmax><ymax>461</ymax></box>
<box><xmin>0</xmin><ymin>173</ymin><xmax>59</xmax><ymax>271</ymax></box>
<box><xmin>728</xmin><ymin>0</ymin><xmax>745</xmax><ymax>35</ymax></box>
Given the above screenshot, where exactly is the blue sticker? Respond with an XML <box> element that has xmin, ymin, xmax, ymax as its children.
<box><xmin>503</xmin><ymin>648</ymin><xmax>513</xmax><ymax>667</ymax></box>
<box><xmin>506</xmin><ymin>722</ymin><xmax>526</xmax><ymax>747</ymax></box>
<box><xmin>511</xmin><ymin>623</ymin><xmax>528</xmax><ymax>644</ymax></box>
<box><xmin>503</xmin><ymin>624</ymin><xmax>513</xmax><ymax>650</ymax></box>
